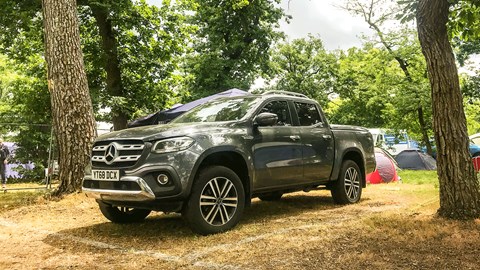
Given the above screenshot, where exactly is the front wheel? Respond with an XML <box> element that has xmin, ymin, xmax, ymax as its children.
<box><xmin>182</xmin><ymin>166</ymin><xmax>245</xmax><ymax>235</ymax></box>
<box><xmin>331</xmin><ymin>160</ymin><xmax>362</xmax><ymax>204</ymax></box>
<box><xmin>98</xmin><ymin>201</ymin><xmax>151</xmax><ymax>223</ymax></box>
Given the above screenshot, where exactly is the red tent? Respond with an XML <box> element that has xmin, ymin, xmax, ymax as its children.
<box><xmin>366</xmin><ymin>148</ymin><xmax>399</xmax><ymax>184</ymax></box>
<box><xmin>473</xmin><ymin>156</ymin><xmax>480</xmax><ymax>172</ymax></box>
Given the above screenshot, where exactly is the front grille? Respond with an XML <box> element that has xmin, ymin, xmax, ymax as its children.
<box><xmin>91</xmin><ymin>140</ymin><xmax>145</xmax><ymax>168</ymax></box>
<box><xmin>83</xmin><ymin>180</ymin><xmax>142</xmax><ymax>191</ymax></box>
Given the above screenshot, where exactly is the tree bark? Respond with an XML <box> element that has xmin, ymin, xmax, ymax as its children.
<box><xmin>417</xmin><ymin>0</ymin><xmax>480</xmax><ymax>219</ymax></box>
<box><xmin>89</xmin><ymin>2</ymin><xmax>128</xmax><ymax>131</ymax></box>
<box><xmin>42</xmin><ymin>0</ymin><xmax>96</xmax><ymax>194</ymax></box>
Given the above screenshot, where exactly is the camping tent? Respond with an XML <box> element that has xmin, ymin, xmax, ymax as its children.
<box><xmin>366</xmin><ymin>148</ymin><xmax>399</xmax><ymax>184</ymax></box>
<box><xmin>394</xmin><ymin>149</ymin><xmax>437</xmax><ymax>170</ymax></box>
<box><xmin>128</xmin><ymin>88</ymin><xmax>250</xmax><ymax>128</ymax></box>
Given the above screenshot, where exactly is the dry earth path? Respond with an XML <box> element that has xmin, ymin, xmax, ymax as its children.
<box><xmin>1</xmin><ymin>184</ymin><xmax>478</xmax><ymax>269</ymax></box>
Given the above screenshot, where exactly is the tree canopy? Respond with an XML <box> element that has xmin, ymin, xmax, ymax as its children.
<box><xmin>183</xmin><ymin>0</ymin><xmax>288</xmax><ymax>99</ymax></box>
<box><xmin>266</xmin><ymin>35</ymin><xmax>338</xmax><ymax>107</ymax></box>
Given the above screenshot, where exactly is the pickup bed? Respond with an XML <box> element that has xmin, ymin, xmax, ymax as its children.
<box><xmin>82</xmin><ymin>91</ymin><xmax>375</xmax><ymax>235</ymax></box>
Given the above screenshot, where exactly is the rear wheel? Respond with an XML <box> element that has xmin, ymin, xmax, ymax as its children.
<box><xmin>182</xmin><ymin>166</ymin><xmax>245</xmax><ymax>235</ymax></box>
<box><xmin>331</xmin><ymin>160</ymin><xmax>362</xmax><ymax>204</ymax></box>
<box><xmin>98</xmin><ymin>201</ymin><xmax>151</xmax><ymax>223</ymax></box>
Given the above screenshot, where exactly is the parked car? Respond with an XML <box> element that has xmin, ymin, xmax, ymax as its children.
<box><xmin>470</xmin><ymin>133</ymin><xmax>480</xmax><ymax>146</ymax></box>
<box><xmin>422</xmin><ymin>140</ymin><xmax>480</xmax><ymax>159</ymax></box>
<box><xmin>82</xmin><ymin>91</ymin><xmax>376</xmax><ymax>235</ymax></box>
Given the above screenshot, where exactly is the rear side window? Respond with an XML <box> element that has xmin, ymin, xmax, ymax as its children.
<box><xmin>259</xmin><ymin>100</ymin><xmax>292</xmax><ymax>126</ymax></box>
<box><xmin>295</xmin><ymin>102</ymin><xmax>322</xmax><ymax>126</ymax></box>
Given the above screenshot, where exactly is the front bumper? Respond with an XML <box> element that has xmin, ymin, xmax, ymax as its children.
<box><xmin>82</xmin><ymin>164</ymin><xmax>185</xmax><ymax>202</ymax></box>
<box><xmin>82</xmin><ymin>176</ymin><xmax>156</xmax><ymax>201</ymax></box>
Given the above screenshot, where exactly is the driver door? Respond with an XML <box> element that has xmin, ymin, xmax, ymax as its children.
<box><xmin>252</xmin><ymin>100</ymin><xmax>304</xmax><ymax>190</ymax></box>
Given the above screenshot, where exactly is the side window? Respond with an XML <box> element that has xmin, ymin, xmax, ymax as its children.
<box><xmin>259</xmin><ymin>100</ymin><xmax>292</xmax><ymax>126</ymax></box>
<box><xmin>295</xmin><ymin>102</ymin><xmax>322</xmax><ymax>126</ymax></box>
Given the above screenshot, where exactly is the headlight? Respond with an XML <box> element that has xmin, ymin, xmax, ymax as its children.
<box><xmin>152</xmin><ymin>137</ymin><xmax>195</xmax><ymax>154</ymax></box>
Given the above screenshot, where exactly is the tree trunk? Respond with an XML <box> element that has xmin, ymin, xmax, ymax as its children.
<box><xmin>42</xmin><ymin>0</ymin><xmax>96</xmax><ymax>194</ymax></box>
<box><xmin>417</xmin><ymin>0</ymin><xmax>480</xmax><ymax>219</ymax></box>
<box><xmin>89</xmin><ymin>3</ymin><xmax>128</xmax><ymax>131</ymax></box>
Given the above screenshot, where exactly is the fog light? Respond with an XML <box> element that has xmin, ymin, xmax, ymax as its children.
<box><xmin>157</xmin><ymin>174</ymin><xmax>169</xmax><ymax>185</ymax></box>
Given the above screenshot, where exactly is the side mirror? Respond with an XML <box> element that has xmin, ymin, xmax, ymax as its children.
<box><xmin>254</xmin><ymin>112</ymin><xmax>278</xmax><ymax>127</ymax></box>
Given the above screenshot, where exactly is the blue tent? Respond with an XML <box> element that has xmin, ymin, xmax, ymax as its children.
<box><xmin>127</xmin><ymin>88</ymin><xmax>250</xmax><ymax>128</ymax></box>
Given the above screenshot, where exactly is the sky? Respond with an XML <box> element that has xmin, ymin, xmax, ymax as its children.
<box><xmin>277</xmin><ymin>0</ymin><xmax>374</xmax><ymax>50</ymax></box>
<box><xmin>146</xmin><ymin>0</ymin><xmax>374</xmax><ymax>50</ymax></box>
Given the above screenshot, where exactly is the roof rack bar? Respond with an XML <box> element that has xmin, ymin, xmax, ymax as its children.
<box><xmin>262</xmin><ymin>90</ymin><xmax>308</xmax><ymax>98</ymax></box>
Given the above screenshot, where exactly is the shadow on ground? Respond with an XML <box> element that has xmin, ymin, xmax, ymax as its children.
<box><xmin>42</xmin><ymin>193</ymin><xmax>348</xmax><ymax>253</ymax></box>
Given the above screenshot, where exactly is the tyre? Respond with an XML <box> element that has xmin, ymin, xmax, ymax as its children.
<box><xmin>331</xmin><ymin>160</ymin><xmax>362</xmax><ymax>204</ymax></box>
<box><xmin>98</xmin><ymin>201</ymin><xmax>151</xmax><ymax>223</ymax></box>
<box><xmin>182</xmin><ymin>166</ymin><xmax>245</xmax><ymax>235</ymax></box>
<box><xmin>258</xmin><ymin>192</ymin><xmax>283</xmax><ymax>201</ymax></box>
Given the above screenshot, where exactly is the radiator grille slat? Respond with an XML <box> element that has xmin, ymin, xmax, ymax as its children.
<box><xmin>91</xmin><ymin>140</ymin><xmax>145</xmax><ymax>168</ymax></box>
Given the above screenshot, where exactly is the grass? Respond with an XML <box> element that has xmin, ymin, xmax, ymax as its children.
<box><xmin>0</xmin><ymin>183</ymin><xmax>52</xmax><ymax>212</ymax></box>
<box><xmin>398</xmin><ymin>169</ymin><xmax>438</xmax><ymax>185</ymax></box>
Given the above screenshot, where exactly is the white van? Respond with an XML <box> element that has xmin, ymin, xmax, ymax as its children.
<box><xmin>368</xmin><ymin>128</ymin><xmax>418</xmax><ymax>155</ymax></box>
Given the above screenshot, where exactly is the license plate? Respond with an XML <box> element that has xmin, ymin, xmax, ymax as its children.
<box><xmin>92</xmin><ymin>170</ymin><xmax>120</xmax><ymax>181</ymax></box>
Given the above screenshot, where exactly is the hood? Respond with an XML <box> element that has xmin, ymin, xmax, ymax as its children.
<box><xmin>96</xmin><ymin>122</ymin><xmax>239</xmax><ymax>142</ymax></box>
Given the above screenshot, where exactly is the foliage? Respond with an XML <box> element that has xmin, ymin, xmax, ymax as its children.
<box><xmin>461</xmin><ymin>73</ymin><xmax>480</xmax><ymax>100</ymax></box>
<box><xmin>343</xmin><ymin>0</ymin><xmax>433</xmax><ymax>151</ymax></box>
<box><xmin>266</xmin><ymin>35</ymin><xmax>338</xmax><ymax>107</ymax></box>
<box><xmin>327</xmin><ymin>45</ymin><xmax>393</xmax><ymax>127</ymax></box>
<box><xmin>0</xmin><ymin>0</ymin><xmax>192</xmax><ymax>123</ymax></box>
<box><xmin>79</xmin><ymin>0</ymin><xmax>194</xmax><ymax>121</ymax></box>
<box><xmin>448</xmin><ymin>0</ymin><xmax>480</xmax><ymax>41</ymax></box>
<box><xmin>464</xmin><ymin>101</ymin><xmax>480</xmax><ymax>134</ymax></box>
<box><xmin>453</xmin><ymin>39</ymin><xmax>480</xmax><ymax>66</ymax></box>
<box><xmin>398</xmin><ymin>0</ymin><xmax>480</xmax><ymax>63</ymax></box>
<box><xmin>462</xmin><ymin>72</ymin><xmax>480</xmax><ymax>134</ymax></box>
<box><xmin>0</xmin><ymin>54</ymin><xmax>51</xmax><ymax>180</ymax></box>
<box><xmin>183</xmin><ymin>0</ymin><xmax>288</xmax><ymax>100</ymax></box>
<box><xmin>326</xmin><ymin>30</ymin><xmax>432</xmax><ymax>143</ymax></box>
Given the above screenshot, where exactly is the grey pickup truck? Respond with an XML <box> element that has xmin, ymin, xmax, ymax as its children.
<box><xmin>82</xmin><ymin>91</ymin><xmax>375</xmax><ymax>235</ymax></box>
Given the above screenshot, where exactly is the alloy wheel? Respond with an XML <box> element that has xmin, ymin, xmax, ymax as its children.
<box><xmin>199</xmin><ymin>177</ymin><xmax>238</xmax><ymax>226</ymax></box>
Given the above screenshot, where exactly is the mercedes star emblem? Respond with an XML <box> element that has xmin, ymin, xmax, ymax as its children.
<box><xmin>104</xmin><ymin>143</ymin><xmax>118</xmax><ymax>164</ymax></box>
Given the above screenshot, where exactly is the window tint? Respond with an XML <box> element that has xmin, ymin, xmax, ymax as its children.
<box><xmin>259</xmin><ymin>101</ymin><xmax>292</xmax><ymax>126</ymax></box>
<box><xmin>173</xmin><ymin>97</ymin><xmax>258</xmax><ymax>123</ymax></box>
<box><xmin>295</xmin><ymin>102</ymin><xmax>322</xmax><ymax>126</ymax></box>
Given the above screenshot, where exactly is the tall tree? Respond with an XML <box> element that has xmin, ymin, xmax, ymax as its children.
<box><xmin>267</xmin><ymin>35</ymin><xmax>338</xmax><ymax>106</ymax></box>
<box><xmin>416</xmin><ymin>0</ymin><xmax>480</xmax><ymax>219</ymax></box>
<box><xmin>80</xmin><ymin>0</ymin><xmax>191</xmax><ymax>130</ymax></box>
<box><xmin>343</xmin><ymin>0</ymin><xmax>433</xmax><ymax>155</ymax></box>
<box><xmin>184</xmin><ymin>0</ymin><xmax>287</xmax><ymax>99</ymax></box>
<box><xmin>1</xmin><ymin>0</ymin><xmax>191</xmax><ymax>131</ymax></box>
<box><xmin>42</xmin><ymin>0</ymin><xmax>96</xmax><ymax>194</ymax></box>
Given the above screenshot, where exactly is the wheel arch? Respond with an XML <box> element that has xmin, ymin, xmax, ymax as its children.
<box><xmin>331</xmin><ymin>148</ymin><xmax>366</xmax><ymax>188</ymax></box>
<box><xmin>187</xmin><ymin>147</ymin><xmax>253</xmax><ymax>206</ymax></box>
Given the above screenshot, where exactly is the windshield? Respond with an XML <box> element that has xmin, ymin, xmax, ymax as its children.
<box><xmin>172</xmin><ymin>97</ymin><xmax>258</xmax><ymax>123</ymax></box>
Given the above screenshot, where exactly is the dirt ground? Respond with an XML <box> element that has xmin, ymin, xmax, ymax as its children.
<box><xmin>1</xmin><ymin>183</ymin><xmax>479</xmax><ymax>270</ymax></box>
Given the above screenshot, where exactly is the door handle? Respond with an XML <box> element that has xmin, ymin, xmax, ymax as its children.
<box><xmin>322</xmin><ymin>135</ymin><xmax>332</xmax><ymax>140</ymax></box>
<box><xmin>289</xmin><ymin>135</ymin><xmax>300</xmax><ymax>141</ymax></box>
